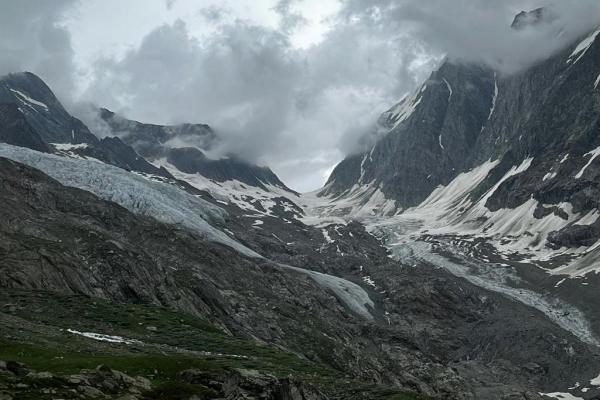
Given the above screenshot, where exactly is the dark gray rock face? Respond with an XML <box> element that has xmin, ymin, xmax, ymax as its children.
<box><xmin>326</xmin><ymin>22</ymin><xmax>600</xmax><ymax>226</ymax></box>
<box><xmin>0</xmin><ymin>72</ymin><xmax>171</xmax><ymax>179</ymax></box>
<box><xmin>325</xmin><ymin>62</ymin><xmax>495</xmax><ymax>208</ymax></box>
<box><xmin>99</xmin><ymin>107</ymin><xmax>216</xmax><ymax>158</ymax></box>
<box><xmin>511</xmin><ymin>7</ymin><xmax>556</xmax><ymax>30</ymax></box>
<box><xmin>100</xmin><ymin>108</ymin><xmax>295</xmax><ymax>193</ymax></box>
<box><xmin>0</xmin><ymin>72</ymin><xmax>74</xmax><ymax>143</ymax></box>
<box><xmin>0</xmin><ymin>103</ymin><xmax>53</xmax><ymax>153</ymax></box>
<box><xmin>92</xmin><ymin>136</ymin><xmax>174</xmax><ymax>178</ymax></box>
<box><xmin>167</xmin><ymin>147</ymin><xmax>293</xmax><ymax>192</ymax></box>
<box><xmin>179</xmin><ymin>368</ymin><xmax>329</xmax><ymax>400</ymax></box>
<box><xmin>2</xmin><ymin>156</ymin><xmax>600</xmax><ymax>398</ymax></box>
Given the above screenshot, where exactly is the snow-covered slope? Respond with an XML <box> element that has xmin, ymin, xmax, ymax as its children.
<box><xmin>153</xmin><ymin>158</ymin><xmax>305</xmax><ymax>221</ymax></box>
<box><xmin>0</xmin><ymin>143</ymin><xmax>375</xmax><ymax>320</ymax></box>
<box><xmin>99</xmin><ymin>109</ymin><xmax>295</xmax><ymax>193</ymax></box>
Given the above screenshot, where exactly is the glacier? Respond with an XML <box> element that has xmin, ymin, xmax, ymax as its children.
<box><xmin>0</xmin><ymin>144</ymin><xmax>375</xmax><ymax>320</ymax></box>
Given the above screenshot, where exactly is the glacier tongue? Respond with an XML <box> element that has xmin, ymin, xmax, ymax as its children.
<box><xmin>0</xmin><ymin>143</ymin><xmax>258</xmax><ymax>258</ymax></box>
<box><xmin>0</xmin><ymin>144</ymin><xmax>376</xmax><ymax>320</ymax></box>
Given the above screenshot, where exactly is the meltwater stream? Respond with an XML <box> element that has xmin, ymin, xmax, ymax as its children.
<box><xmin>367</xmin><ymin>216</ymin><xmax>600</xmax><ymax>348</ymax></box>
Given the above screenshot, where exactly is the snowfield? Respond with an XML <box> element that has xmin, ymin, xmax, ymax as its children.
<box><xmin>296</xmin><ymin>157</ymin><xmax>600</xmax><ymax>344</ymax></box>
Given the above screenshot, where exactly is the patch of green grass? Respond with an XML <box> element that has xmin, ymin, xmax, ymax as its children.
<box><xmin>0</xmin><ymin>289</ymin><xmax>432</xmax><ymax>399</ymax></box>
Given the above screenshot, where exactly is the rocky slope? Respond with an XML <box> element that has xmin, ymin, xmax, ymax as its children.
<box><xmin>0</xmin><ymin>72</ymin><xmax>172</xmax><ymax>178</ymax></box>
<box><xmin>99</xmin><ymin>108</ymin><xmax>295</xmax><ymax>192</ymax></box>
<box><xmin>2</xmin><ymin>9</ymin><xmax>600</xmax><ymax>400</ymax></box>
<box><xmin>1</xmin><ymin>131</ymin><xmax>600</xmax><ymax>399</ymax></box>
<box><xmin>308</xmin><ymin>13</ymin><xmax>600</xmax><ymax>399</ymax></box>
<box><xmin>326</xmin><ymin>19</ymin><xmax>600</xmax><ymax>218</ymax></box>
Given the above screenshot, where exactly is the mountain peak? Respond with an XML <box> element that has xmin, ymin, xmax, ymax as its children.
<box><xmin>0</xmin><ymin>71</ymin><xmax>72</xmax><ymax>143</ymax></box>
<box><xmin>511</xmin><ymin>7</ymin><xmax>557</xmax><ymax>30</ymax></box>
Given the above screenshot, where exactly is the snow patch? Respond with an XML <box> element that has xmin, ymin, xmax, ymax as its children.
<box><xmin>9</xmin><ymin>88</ymin><xmax>49</xmax><ymax>111</ymax></box>
<box><xmin>322</xmin><ymin>229</ymin><xmax>334</xmax><ymax>243</ymax></box>
<box><xmin>575</xmin><ymin>210</ymin><xmax>600</xmax><ymax>226</ymax></box>
<box><xmin>154</xmin><ymin>159</ymin><xmax>303</xmax><ymax>220</ymax></box>
<box><xmin>304</xmin><ymin>182</ymin><xmax>399</xmax><ymax>223</ymax></box>
<box><xmin>442</xmin><ymin>78</ymin><xmax>452</xmax><ymax>102</ymax></box>
<box><xmin>540</xmin><ymin>392</ymin><xmax>583</xmax><ymax>400</ymax></box>
<box><xmin>568</xmin><ymin>27</ymin><xmax>600</xmax><ymax>65</ymax></box>
<box><xmin>362</xmin><ymin>276</ymin><xmax>376</xmax><ymax>287</ymax></box>
<box><xmin>358</xmin><ymin>152</ymin><xmax>369</xmax><ymax>184</ymax></box>
<box><xmin>386</xmin><ymin>87</ymin><xmax>423</xmax><ymax>130</ymax></box>
<box><xmin>67</xmin><ymin>329</ymin><xmax>142</xmax><ymax>345</ymax></box>
<box><xmin>574</xmin><ymin>146</ymin><xmax>600</xmax><ymax>179</ymax></box>
<box><xmin>543</xmin><ymin>171</ymin><xmax>557</xmax><ymax>181</ymax></box>
<box><xmin>52</xmin><ymin>143</ymin><xmax>89</xmax><ymax>151</ymax></box>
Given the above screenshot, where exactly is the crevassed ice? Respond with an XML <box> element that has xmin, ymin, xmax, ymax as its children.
<box><xmin>0</xmin><ymin>143</ymin><xmax>258</xmax><ymax>258</ymax></box>
<box><xmin>0</xmin><ymin>144</ymin><xmax>376</xmax><ymax>319</ymax></box>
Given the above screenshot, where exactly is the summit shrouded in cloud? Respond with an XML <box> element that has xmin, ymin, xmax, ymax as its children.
<box><xmin>1</xmin><ymin>0</ymin><xmax>600</xmax><ymax>191</ymax></box>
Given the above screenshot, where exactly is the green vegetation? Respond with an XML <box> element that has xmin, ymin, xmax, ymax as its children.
<box><xmin>0</xmin><ymin>289</ymin><xmax>431</xmax><ymax>399</ymax></box>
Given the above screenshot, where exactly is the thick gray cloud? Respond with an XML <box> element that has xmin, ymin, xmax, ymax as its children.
<box><xmin>77</xmin><ymin>9</ymin><xmax>432</xmax><ymax>191</ymax></box>
<box><xmin>2</xmin><ymin>0</ymin><xmax>600</xmax><ymax>191</ymax></box>
<box><xmin>0</xmin><ymin>0</ymin><xmax>76</xmax><ymax>100</ymax></box>
<box><xmin>341</xmin><ymin>0</ymin><xmax>600</xmax><ymax>74</ymax></box>
<box><xmin>273</xmin><ymin>0</ymin><xmax>308</xmax><ymax>34</ymax></box>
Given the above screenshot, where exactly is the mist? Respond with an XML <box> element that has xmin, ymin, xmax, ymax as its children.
<box><xmin>1</xmin><ymin>0</ymin><xmax>599</xmax><ymax>191</ymax></box>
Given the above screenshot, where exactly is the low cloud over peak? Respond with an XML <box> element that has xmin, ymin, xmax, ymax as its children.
<box><xmin>1</xmin><ymin>0</ymin><xmax>599</xmax><ymax>191</ymax></box>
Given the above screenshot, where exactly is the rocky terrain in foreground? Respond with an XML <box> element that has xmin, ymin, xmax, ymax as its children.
<box><xmin>2</xmin><ymin>7</ymin><xmax>600</xmax><ymax>400</ymax></box>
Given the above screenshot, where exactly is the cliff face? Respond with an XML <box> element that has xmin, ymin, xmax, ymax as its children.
<box><xmin>325</xmin><ymin>24</ymin><xmax>600</xmax><ymax>218</ymax></box>
<box><xmin>324</xmin><ymin>62</ymin><xmax>495</xmax><ymax>208</ymax></box>
<box><xmin>100</xmin><ymin>108</ymin><xmax>296</xmax><ymax>193</ymax></box>
<box><xmin>2</xmin><ymin>10</ymin><xmax>600</xmax><ymax>400</ymax></box>
<box><xmin>3</xmin><ymin>154</ymin><xmax>598</xmax><ymax>399</ymax></box>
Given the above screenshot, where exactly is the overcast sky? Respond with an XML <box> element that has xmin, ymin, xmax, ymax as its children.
<box><xmin>1</xmin><ymin>0</ymin><xmax>600</xmax><ymax>191</ymax></box>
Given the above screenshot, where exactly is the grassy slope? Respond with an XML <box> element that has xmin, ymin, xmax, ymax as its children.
<box><xmin>0</xmin><ymin>288</ymin><xmax>431</xmax><ymax>399</ymax></box>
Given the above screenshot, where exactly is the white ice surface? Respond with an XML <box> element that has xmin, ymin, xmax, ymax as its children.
<box><xmin>52</xmin><ymin>143</ymin><xmax>89</xmax><ymax>151</ymax></box>
<box><xmin>0</xmin><ymin>144</ymin><xmax>375</xmax><ymax>319</ymax></box>
<box><xmin>0</xmin><ymin>144</ymin><xmax>258</xmax><ymax>257</ymax></box>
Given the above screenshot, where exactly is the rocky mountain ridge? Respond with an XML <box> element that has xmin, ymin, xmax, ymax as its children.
<box><xmin>1</xmin><ymin>8</ymin><xmax>600</xmax><ymax>400</ymax></box>
<box><xmin>99</xmin><ymin>108</ymin><xmax>296</xmax><ymax>193</ymax></box>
